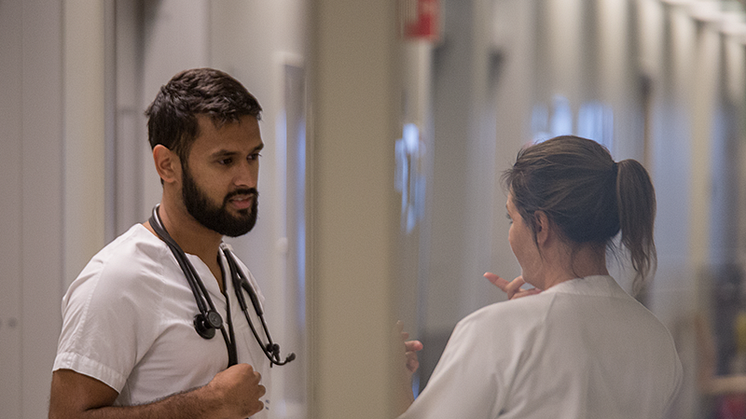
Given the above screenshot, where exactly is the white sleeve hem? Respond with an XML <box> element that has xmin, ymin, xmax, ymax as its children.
<box><xmin>53</xmin><ymin>351</ymin><xmax>127</xmax><ymax>392</ymax></box>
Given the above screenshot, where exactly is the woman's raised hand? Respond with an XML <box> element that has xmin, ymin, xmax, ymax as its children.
<box><xmin>484</xmin><ymin>272</ymin><xmax>541</xmax><ymax>300</ymax></box>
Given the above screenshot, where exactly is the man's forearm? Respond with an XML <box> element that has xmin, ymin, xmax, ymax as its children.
<box><xmin>49</xmin><ymin>364</ymin><xmax>265</xmax><ymax>419</ymax></box>
<box><xmin>51</xmin><ymin>384</ymin><xmax>225</xmax><ymax>419</ymax></box>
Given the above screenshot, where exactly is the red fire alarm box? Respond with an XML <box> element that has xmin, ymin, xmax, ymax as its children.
<box><xmin>400</xmin><ymin>0</ymin><xmax>440</xmax><ymax>42</ymax></box>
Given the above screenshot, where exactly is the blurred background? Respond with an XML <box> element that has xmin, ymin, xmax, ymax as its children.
<box><xmin>2</xmin><ymin>0</ymin><xmax>745</xmax><ymax>417</ymax></box>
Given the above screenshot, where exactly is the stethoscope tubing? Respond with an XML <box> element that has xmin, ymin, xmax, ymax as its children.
<box><xmin>150</xmin><ymin>206</ymin><xmax>235</xmax><ymax>362</ymax></box>
<box><xmin>150</xmin><ymin>205</ymin><xmax>293</xmax><ymax>367</ymax></box>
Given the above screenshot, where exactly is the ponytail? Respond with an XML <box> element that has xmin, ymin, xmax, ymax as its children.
<box><xmin>616</xmin><ymin>159</ymin><xmax>657</xmax><ymax>291</ymax></box>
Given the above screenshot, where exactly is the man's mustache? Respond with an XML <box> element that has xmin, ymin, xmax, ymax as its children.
<box><xmin>225</xmin><ymin>188</ymin><xmax>258</xmax><ymax>200</ymax></box>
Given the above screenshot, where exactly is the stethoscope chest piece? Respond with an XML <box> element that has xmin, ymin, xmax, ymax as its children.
<box><xmin>194</xmin><ymin>310</ymin><xmax>223</xmax><ymax>339</ymax></box>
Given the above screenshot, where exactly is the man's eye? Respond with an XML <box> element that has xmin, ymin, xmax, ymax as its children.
<box><xmin>506</xmin><ymin>212</ymin><xmax>513</xmax><ymax>224</ymax></box>
<box><xmin>218</xmin><ymin>158</ymin><xmax>233</xmax><ymax>165</ymax></box>
<box><xmin>248</xmin><ymin>153</ymin><xmax>262</xmax><ymax>161</ymax></box>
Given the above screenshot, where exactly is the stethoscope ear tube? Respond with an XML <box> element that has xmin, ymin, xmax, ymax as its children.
<box><xmin>150</xmin><ymin>206</ymin><xmax>214</xmax><ymax>317</ymax></box>
<box><xmin>149</xmin><ymin>206</ymin><xmax>235</xmax><ymax>365</ymax></box>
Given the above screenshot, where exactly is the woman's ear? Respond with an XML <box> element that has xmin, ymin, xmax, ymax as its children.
<box><xmin>534</xmin><ymin>211</ymin><xmax>551</xmax><ymax>245</ymax></box>
<box><xmin>153</xmin><ymin>145</ymin><xmax>181</xmax><ymax>184</ymax></box>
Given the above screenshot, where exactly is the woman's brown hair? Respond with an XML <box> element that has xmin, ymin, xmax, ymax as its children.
<box><xmin>503</xmin><ymin>135</ymin><xmax>656</xmax><ymax>291</ymax></box>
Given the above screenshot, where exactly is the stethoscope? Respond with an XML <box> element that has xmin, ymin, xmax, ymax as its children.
<box><xmin>149</xmin><ymin>205</ymin><xmax>295</xmax><ymax>367</ymax></box>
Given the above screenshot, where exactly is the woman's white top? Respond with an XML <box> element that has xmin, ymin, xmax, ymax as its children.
<box><xmin>399</xmin><ymin>275</ymin><xmax>682</xmax><ymax>419</ymax></box>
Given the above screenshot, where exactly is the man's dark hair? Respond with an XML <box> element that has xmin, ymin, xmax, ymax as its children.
<box><xmin>145</xmin><ymin>68</ymin><xmax>262</xmax><ymax>162</ymax></box>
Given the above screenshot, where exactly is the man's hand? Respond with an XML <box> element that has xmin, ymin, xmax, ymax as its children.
<box><xmin>206</xmin><ymin>364</ymin><xmax>266</xmax><ymax>418</ymax></box>
<box><xmin>484</xmin><ymin>272</ymin><xmax>541</xmax><ymax>300</ymax></box>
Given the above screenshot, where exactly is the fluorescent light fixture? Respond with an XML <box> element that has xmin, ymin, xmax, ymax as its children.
<box><xmin>720</xmin><ymin>11</ymin><xmax>746</xmax><ymax>34</ymax></box>
<box><xmin>688</xmin><ymin>0</ymin><xmax>724</xmax><ymax>22</ymax></box>
<box><xmin>660</xmin><ymin>0</ymin><xmax>695</xmax><ymax>5</ymax></box>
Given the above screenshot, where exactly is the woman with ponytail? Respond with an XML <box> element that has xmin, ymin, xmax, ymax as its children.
<box><xmin>398</xmin><ymin>136</ymin><xmax>682</xmax><ymax>419</ymax></box>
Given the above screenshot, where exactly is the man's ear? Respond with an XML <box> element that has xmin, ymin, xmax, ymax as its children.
<box><xmin>153</xmin><ymin>145</ymin><xmax>181</xmax><ymax>184</ymax></box>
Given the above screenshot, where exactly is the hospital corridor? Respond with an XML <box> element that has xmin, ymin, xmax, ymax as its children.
<box><xmin>2</xmin><ymin>0</ymin><xmax>746</xmax><ymax>418</ymax></box>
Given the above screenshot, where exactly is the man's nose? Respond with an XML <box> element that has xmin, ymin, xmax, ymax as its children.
<box><xmin>234</xmin><ymin>161</ymin><xmax>258</xmax><ymax>187</ymax></box>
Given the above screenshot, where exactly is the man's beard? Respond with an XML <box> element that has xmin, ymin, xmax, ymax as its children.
<box><xmin>181</xmin><ymin>165</ymin><xmax>258</xmax><ymax>237</ymax></box>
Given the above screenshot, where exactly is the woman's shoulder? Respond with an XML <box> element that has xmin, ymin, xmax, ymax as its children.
<box><xmin>475</xmin><ymin>290</ymin><xmax>556</xmax><ymax>316</ymax></box>
<box><xmin>454</xmin><ymin>293</ymin><xmax>557</xmax><ymax>339</ymax></box>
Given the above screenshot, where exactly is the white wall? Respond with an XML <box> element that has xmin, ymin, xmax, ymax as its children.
<box><xmin>0</xmin><ymin>1</ymin><xmax>27</xmax><ymax>416</ymax></box>
<box><xmin>0</xmin><ymin>1</ymin><xmax>65</xmax><ymax>417</ymax></box>
<box><xmin>425</xmin><ymin>0</ymin><xmax>509</xmax><ymax>338</ymax></box>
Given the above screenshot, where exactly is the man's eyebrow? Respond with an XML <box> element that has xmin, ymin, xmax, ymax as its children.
<box><xmin>210</xmin><ymin>149</ymin><xmax>238</xmax><ymax>158</ymax></box>
<box><xmin>210</xmin><ymin>143</ymin><xmax>264</xmax><ymax>158</ymax></box>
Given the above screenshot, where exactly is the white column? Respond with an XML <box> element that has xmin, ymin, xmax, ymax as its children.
<box><xmin>63</xmin><ymin>0</ymin><xmax>106</xmax><ymax>286</ymax></box>
<box><xmin>307</xmin><ymin>0</ymin><xmax>401</xmax><ymax>417</ymax></box>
